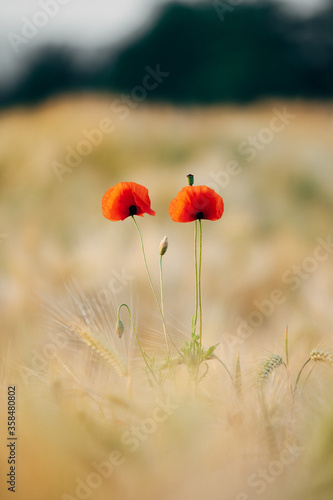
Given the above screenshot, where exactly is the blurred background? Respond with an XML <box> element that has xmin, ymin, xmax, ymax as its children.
<box><xmin>1</xmin><ymin>0</ymin><xmax>333</xmax><ymax>345</ymax></box>
<box><xmin>1</xmin><ymin>0</ymin><xmax>333</xmax><ymax>106</ymax></box>
<box><xmin>1</xmin><ymin>1</ymin><xmax>333</xmax><ymax>499</ymax></box>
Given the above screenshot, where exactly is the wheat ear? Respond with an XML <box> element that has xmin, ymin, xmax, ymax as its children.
<box><xmin>72</xmin><ymin>323</ymin><xmax>127</xmax><ymax>376</ymax></box>
<box><xmin>310</xmin><ymin>350</ymin><xmax>333</xmax><ymax>364</ymax></box>
<box><xmin>257</xmin><ymin>354</ymin><xmax>284</xmax><ymax>389</ymax></box>
<box><xmin>295</xmin><ymin>349</ymin><xmax>333</xmax><ymax>390</ymax></box>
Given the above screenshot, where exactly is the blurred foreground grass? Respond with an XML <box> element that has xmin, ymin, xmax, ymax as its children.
<box><xmin>0</xmin><ymin>95</ymin><xmax>333</xmax><ymax>499</ymax></box>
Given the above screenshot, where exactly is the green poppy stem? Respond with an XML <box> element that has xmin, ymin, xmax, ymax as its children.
<box><xmin>160</xmin><ymin>254</ymin><xmax>171</xmax><ymax>358</ymax></box>
<box><xmin>198</xmin><ymin>219</ymin><xmax>203</xmax><ymax>349</ymax></box>
<box><xmin>131</xmin><ymin>216</ymin><xmax>180</xmax><ymax>355</ymax></box>
<box><xmin>193</xmin><ymin>220</ymin><xmax>199</xmax><ymax>333</ymax></box>
<box><xmin>193</xmin><ymin>219</ymin><xmax>203</xmax><ymax>349</ymax></box>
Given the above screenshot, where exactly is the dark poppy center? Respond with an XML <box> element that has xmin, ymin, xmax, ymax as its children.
<box><xmin>196</xmin><ymin>212</ymin><xmax>204</xmax><ymax>219</ymax></box>
<box><xmin>129</xmin><ymin>205</ymin><xmax>137</xmax><ymax>216</ymax></box>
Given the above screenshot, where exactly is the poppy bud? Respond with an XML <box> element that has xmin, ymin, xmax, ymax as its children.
<box><xmin>187</xmin><ymin>174</ymin><xmax>194</xmax><ymax>186</ymax></box>
<box><xmin>159</xmin><ymin>236</ymin><xmax>168</xmax><ymax>256</ymax></box>
<box><xmin>116</xmin><ymin>319</ymin><xmax>124</xmax><ymax>338</ymax></box>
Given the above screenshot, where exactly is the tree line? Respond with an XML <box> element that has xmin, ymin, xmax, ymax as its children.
<box><xmin>2</xmin><ymin>0</ymin><xmax>333</xmax><ymax>108</ymax></box>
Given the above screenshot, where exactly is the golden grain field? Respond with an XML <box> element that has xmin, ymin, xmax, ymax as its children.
<box><xmin>1</xmin><ymin>95</ymin><xmax>333</xmax><ymax>500</ymax></box>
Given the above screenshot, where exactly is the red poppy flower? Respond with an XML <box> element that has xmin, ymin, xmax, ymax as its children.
<box><xmin>169</xmin><ymin>185</ymin><xmax>224</xmax><ymax>223</ymax></box>
<box><xmin>102</xmin><ymin>182</ymin><xmax>155</xmax><ymax>221</ymax></box>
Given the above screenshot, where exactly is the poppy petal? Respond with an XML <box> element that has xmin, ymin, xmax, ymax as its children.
<box><xmin>102</xmin><ymin>182</ymin><xmax>155</xmax><ymax>221</ymax></box>
<box><xmin>169</xmin><ymin>185</ymin><xmax>224</xmax><ymax>223</ymax></box>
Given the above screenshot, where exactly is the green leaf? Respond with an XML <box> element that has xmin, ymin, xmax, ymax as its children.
<box><xmin>203</xmin><ymin>343</ymin><xmax>220</xmax><ymax>360</ymax></box>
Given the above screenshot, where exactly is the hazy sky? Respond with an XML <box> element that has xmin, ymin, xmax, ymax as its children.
<box><xmin>0</xmin><ymin>0</ymin><xmax>329</xmax><ymax>87</ymax></box>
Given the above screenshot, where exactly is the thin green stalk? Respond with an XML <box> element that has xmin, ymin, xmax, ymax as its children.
<box><xmin>235</xmin><ymin>353</ymin><xmax>242</xmax><ymax>398</ymax></box>
<box><xmin>294</xmin><ymin>357</ymin><xmax>311</xmax><ymax>390</ymax></box>
<box><xmin>198</xmin><ymin>219</ymin><xmax>203</xmax><ymax>349</ymax></box>
<box><xmin>160</xmin><ymin>254</ymin><xmax>171</xmax><ymax>358</ymax></box>
<box><xmin>213</xmin><ymin>355</ymin><xmax>234</xmax><ymax>385</ymax></box>
<box><xmin>132</xmin><ymin>216</ymin><xmax>158</xmax><ymax>304</ymax></box>
<box><xmin>285</xmin><ymin>325</ymin><xmax>293</xmax><ymax>397</ymax></box>
<box><xmin>303</xmin><ymin>364</ymin><xmax>315</xmax><ymax>389</ymax></box>
<box><xmin>285</xmin><ymin>325</ymin><xmax>289</xmax><ymax>367</ymax></box>
<box><xmin>117</xmin><ymin>303</ymin><xmax>158</xmax><ymax>385</ymax></box>
<box><xmin>193</xmin><ymin>219</ymin><xmax>199</xmax><ymax>333</ymax></box>
<box><xmin>131</xmin><ymin>216</ymin><xmax>180</xmax><ymax>355</ymax></box>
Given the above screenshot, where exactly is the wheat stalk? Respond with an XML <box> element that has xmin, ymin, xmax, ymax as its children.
<box><xmin>295</xmin><ymin>349</ymin><xmax>333</xmax><ymax>390</ymax></box>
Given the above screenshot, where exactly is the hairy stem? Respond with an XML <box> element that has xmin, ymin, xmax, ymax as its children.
<box><xmin>131</xmin><ymin>216</ymin><xmax>180</xmax><ymax>355</ymax></box>
<box><xmin>193</xmin><ymin>219</ymin><xmax>199</xmax><ymax>333</ymax></box>
<box><xmin>160</xmin><ymin>254</ymin><xmax>171</xmax><ymax>358</ymax></box>
<box><xmin>198</xmin><ymin>219</ymin><xmax>203</xmax><ymax>349</ymax></box>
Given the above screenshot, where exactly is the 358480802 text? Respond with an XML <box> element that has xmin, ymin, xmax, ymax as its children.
<box><xmin>6</xmin><ymin>386</ymin><xmax>17</xmax><ymax>493</ymax></box>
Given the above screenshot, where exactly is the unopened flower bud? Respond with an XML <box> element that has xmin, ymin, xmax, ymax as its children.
<box><xmin>187</xmin><ymin>174</ymin><xmax>194</xmax><ymax>186</ymax></box>
<box><xmin>116</xmin><ymin>319</ymin><xmax>124</xmax><ymax>338</ymax></box>
<box><xmin>159</xmin><ymin>236</ymin><xmax>168</xmax><ymax>256</ymax></box>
